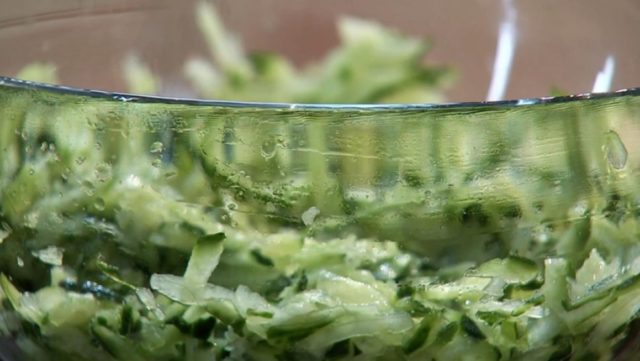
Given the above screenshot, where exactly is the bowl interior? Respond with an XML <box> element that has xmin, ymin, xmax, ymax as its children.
<box><xmin>1</xmin><ymin>0</ymin><xmax>640</xmax><ymax>102</ymax></box>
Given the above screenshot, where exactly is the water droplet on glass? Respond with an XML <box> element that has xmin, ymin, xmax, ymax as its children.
<box><xmin>95</xmin><ymin>142</ymin><xmax>102</xmax><ymax>150</ymax></box>
<box><xmin>226</xmin><ymin>202</ymin><xmax>237</xmax><ymax>211</ymax></box>
<box><xmin>606</xmin><ymin>130</ymin><xmax>628</xmax><ymax>170</ymax></box>
<box><xmin>261</xmin><ymin>139</ymin><xmax>277</xmax><ymax>159</ymax></box>
<box><xmin>16</xmin><ymin>257</ymin><xmax>24</xmax><ymax>267</ymax></box>
<box><xmin>151</xmin><ymin>159</ymin><xmax>162</xmax><ymax>168</ymax></box>
<box><xmin>82</xmin><ymin>180</ymin><xmax>95</xmax><ymax>196</ymax></box>
<box><xmin>76</xmin><ymin>156</ymin><xmax>86</xmax><ymax>165</ymax></box>
<box><xmin>28</xmin><ymin>168</ymin><xmax>35</xmax><ymax>175</ymax></box>
<box><xmin>95</xmin><ymin>162</ymin><xmax>112</xmax><ymax>183</ymax></box>
<box><xmin>40</xmin><ymin>142</ymin><xmax>48</xmax><ymax>151</ymax></box>
<box><xmin>423</xmin><ymin>190</ymin><xmax>434</xmax><ymax>206</ymax></box>
<box><xmin>276</xmin><ymin>136</ymin><xmax>288</xmax><ymax>148</ymax></box>
<box><xmin>95</xmin><ymin>198</ymin><xmax>106</xmax><ymax>211</ymax></box>
<box><xmin>150</xmin><ymin>141</ymin><xmax>164</xmax><ymax>154</ymax></box>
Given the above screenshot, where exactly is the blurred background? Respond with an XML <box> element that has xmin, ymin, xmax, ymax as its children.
<box><xmin>0</xmin><ymin>0</ymin><xmax>639</xmax><ymax>102</ymax></box>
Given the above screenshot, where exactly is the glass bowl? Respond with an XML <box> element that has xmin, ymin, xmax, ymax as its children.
<box><xmin>2</xmin><ymin>2</ymin><xmax>640</xmax><ymax>361</ymax></box>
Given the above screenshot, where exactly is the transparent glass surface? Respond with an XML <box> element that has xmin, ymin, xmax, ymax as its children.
<box><xmin>2</xmin><ymin>1</ymin><xmax>640</xmax><ymax>361</ymax></box>
<box><xmin>1</xmin><ymin>79</ymin><xmax>640</xmax><ymax>360</ymax></box>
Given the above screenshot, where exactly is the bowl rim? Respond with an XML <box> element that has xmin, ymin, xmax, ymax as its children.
<box><xmin>1</xmin><ymin>76</ymin><xmax>639</xmax><ymax>111</ymax></box>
